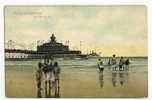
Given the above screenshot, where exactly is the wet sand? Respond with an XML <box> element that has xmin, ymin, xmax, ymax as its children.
<box><xmin>5</xmin><ymin>59</ymin><xmax>148</xmax><ymax>98</ymax></box>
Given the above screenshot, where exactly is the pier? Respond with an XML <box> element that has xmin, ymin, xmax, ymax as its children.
<box><xmin>5</xmin><ymin>34</ymin><xmax>89</xmax><ymax>60</ymax></box>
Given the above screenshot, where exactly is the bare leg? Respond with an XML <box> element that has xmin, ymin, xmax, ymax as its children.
<box><xmin>55</xmin><ymin>79</ymin><xmax>57</xmax><ymax>96</ymax></box>
<box><xmin>45</xmin><ymin>81</ymin><xmax>48</xmax><ymax>97</ymax></box>
<box><xmin>49</xmin><ymin>80</ymin><xmax>51</xmax><ymax>96</ymax></box>
<box><xmin>57</xmin><ymin>79</ymin><xmax>60</xmax><ymax>97</ymax></box>
<box><xmin>48</xmin><ymin>84</ymin><xmax>51</xmax><ymax>98</ymax></box>
<box><xmin>37</xmin><ymin>88</ymin><xmax>42</xmax><ymax>98</ymax></box>
<box><xmin>37</xmin><ymin>81</ymin><xmax>41</xmax><ymax>90</ymax></box>
<box><xmin>55</xmin><ymin>79</ymin><xmax>60</xmax><ymax>97</ymax></box>
<box><xmin>49</xmin><ymin>80</ymin><xmax>51</xmax><ymax>89</ymax></box>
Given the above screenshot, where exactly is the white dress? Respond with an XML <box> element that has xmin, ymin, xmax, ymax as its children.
<box><xmin>42</xmin><ymin>62</ymin><xmax>55</xmax><ymax>82</ymax></box>
<box><xmin>99</xmin><ymin>65</ymin><xmax>104</xmax><ymax>69</ymax></box>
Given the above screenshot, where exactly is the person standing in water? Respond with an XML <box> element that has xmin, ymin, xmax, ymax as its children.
<box><xmin>97</xmin><ymin>59</ymin><xmax>104</xmax><ymax>88</ymax></box>
<box><xmin>97</xmin><ymin>59</ymin><xmax>104</xmax><ymax>73</ymax></box>
<box><xmin>111</xmin><ymin>54</ymin><xmax>117</xmax><ymax>71</ymax></box>
<box><xmin>119</xmin><ymin>57</ymin><xmax>125</xmax><ymax>71</ymax></box>
<box><xmin>125</xmin><ymin>58</ymin><xmax>130</xmax><ymax>70</ymax></box>
<box><xmin>111</xmin><ymin>54</ymin><xmax>117</xmax><ymax>65</ymax></box>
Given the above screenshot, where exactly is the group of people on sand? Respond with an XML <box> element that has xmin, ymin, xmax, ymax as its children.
<box><xmin>98</xmin><ymin>54</ymin><xmax>130</xmax><ymax>72</ymax></box>
<box><xmin>36</xmin><ymin>57</ymin><xmax>60</xmax><ymax>94</ymax></box>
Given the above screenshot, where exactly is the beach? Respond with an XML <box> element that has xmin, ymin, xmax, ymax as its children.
<box><xmin>5</xmin><ymin>58</ymin><xmax>148</xmax><ymax>98</ymax></box>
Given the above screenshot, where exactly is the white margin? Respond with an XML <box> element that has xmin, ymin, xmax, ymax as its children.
<box><xmin>0</xmin><ymin>0</ymin><xmax>152</xmax><ymax>100</ymax></box>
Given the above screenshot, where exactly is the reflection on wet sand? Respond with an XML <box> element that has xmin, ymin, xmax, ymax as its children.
<box><xmin>112</xmin><ymin>72</ymin><xmax>117</xmax><ymax>87</ymax></box>
<box><xmin>44</xmin><ymin>87</ymin><xmax>51</xmax><ymax>98</ymax></box>
<box><xmin>37</xmin><ymin>83</ymin><xmax>60</xmax><ymax>98</ymax></box>
<box><xmin>119</xmin><ymin>72</ymin><xmax>129</xmax><ymax>86</ymax></box>
<box><xmin>37</xmin><ymin>89</ymin><xmax>42</xmax><ymax>98</ymax></box>
<box><xmin>99</xmin><ymin>72</ymin><xmax>104</xmax><ymax>88</ymax></box>
<box><xmin>111</xmin><ymin>71</ymin><xmax>129</xmax><ymax>87</ymax></box>
<box><xmin>98</xmin><ymin>70</ymin><xmax>129</xmax><ymax>88</ymax></box>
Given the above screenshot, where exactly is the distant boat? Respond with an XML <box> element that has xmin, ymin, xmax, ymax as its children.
<box><xmin>88</xmin><ymin>52</ymin><xmax>100</xmax><ymax>58</ymax></box>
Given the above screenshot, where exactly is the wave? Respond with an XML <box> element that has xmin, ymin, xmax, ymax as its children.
<box><xmin>5</xmin><ymin>63</ymin><xmax>147</xmax><ymax>69</ymax></box>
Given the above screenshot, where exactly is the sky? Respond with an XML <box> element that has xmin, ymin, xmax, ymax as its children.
<box><xmin>5</xmin><ymin>6</ymin><xmax>147</xmax><ymax>57</ymax></box>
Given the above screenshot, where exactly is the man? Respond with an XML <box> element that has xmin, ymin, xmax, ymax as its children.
<box><xmin>111</xmin><ymin>54</ymin><xmax>117</xmax><ymax>65</ymax></box>
<box><xmin>111</xmin><ymin>54</ymin><xmax>117</xmax><ymax>71</ymax></box>
<box><xmin>125</xmin><ymin>58</ymin><xmax>130</xmax><ymax>70</ymax></box>
<box><xmin>119</xmin><ymin>57</ymin><xmax>125</xmax><ymax>71</ymax></box>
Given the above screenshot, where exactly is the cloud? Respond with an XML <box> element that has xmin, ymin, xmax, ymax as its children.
<box><xmin>5</xmin><ymin>6</ymin><xmax>147</xmax><ymax>56</ymax></box>
<box><xmin>60</xmin><ymin>31</ymin><xmax>93</xmax><ymax>46</ymax></box>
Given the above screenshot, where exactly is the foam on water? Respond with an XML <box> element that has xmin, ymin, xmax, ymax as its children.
<box><xmin>5</xmin><ymin>57</ymin><xmax>147</xmax><ymax>68</ymax></box>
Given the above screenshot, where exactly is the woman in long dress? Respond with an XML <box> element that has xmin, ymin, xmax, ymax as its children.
<box><xmin>53</xmin><ymin>62</ymin><xmax>60</xmax><ymax>96</ymax></box>
<box><xmin>111</xmin><ymin>54</ymin><xmax>117</xmax><ymax>71</ymax></box>
<box><xmin>42</xmin><ymin>58</ymin><xmax>54</xmax><ymax>95</ymax></box>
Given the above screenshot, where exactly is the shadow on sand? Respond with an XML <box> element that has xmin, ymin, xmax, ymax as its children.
<box><xmin>99</xmin><ymin>71</ymin><xmax>104</xmax><ymax>88</ymax></box>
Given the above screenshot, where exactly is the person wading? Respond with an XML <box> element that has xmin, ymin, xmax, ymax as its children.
<box><xmin>97</xmin><ymin>59</ymin><xmax>104</xmax><ymax>73</ymax></box>
<box><xmin>111</xmin><ymin>54</ymin><xmax>117</xmax><ymax>71</ymax></box>
<box><xmin>119</xmin><ymin>57</ymin><xmax>125</xmax><ymax>71</ymax></box>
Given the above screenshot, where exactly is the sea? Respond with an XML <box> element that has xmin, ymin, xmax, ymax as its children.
<box><xmin>5</xmin><ymin>57</ymin><xmax>148</xmax><ymax>98</ymax></box>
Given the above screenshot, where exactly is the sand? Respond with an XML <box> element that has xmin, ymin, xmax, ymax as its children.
<box><xmin>5</xmin><ymin>58</ymin><xmax>148</xmax><ymax>98</ymax></box>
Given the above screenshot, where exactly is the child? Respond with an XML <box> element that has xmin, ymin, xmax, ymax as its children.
<box><xmin>97</xmin><ymin>59</ymin><xmax>104</xmax><ymax>72</ymax></box>
<box><xmin>99</xmin><ymin>61</ymin><xmax>104</xmax><ymax>72</ymax></box>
